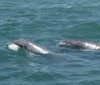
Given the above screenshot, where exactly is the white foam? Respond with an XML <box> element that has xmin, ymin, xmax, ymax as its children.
<box><xmin>29</xmin><ymin>43</ymin><xmax>49</xmax><ymax>54</ymax></box>
<box><xmin>84</xmin><ymin>42</ymin><xmax>100</xmax><ymax>49</ymax></box>
<box><xmin>8</xmin><ymin>43</ymin><xmax>20</xmax><ymax>51</ymax></box>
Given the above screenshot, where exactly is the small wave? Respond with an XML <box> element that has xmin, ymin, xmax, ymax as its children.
<box><xmin>83</xmin><ymin>3</ymin><xmax>100</xmax><ymax>7</ymax></box>
<box><xmin>36</xmin><ymin>3</ymin><xmax>73</xmax><ymax>9</ymax></box>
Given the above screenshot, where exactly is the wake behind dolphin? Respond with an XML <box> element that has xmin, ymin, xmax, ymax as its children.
<box><xmin>8</xmin><ymin>39</ymin><xmax>53</xmax><ymax>55</ymax></box>
<box><xmin>59</xmin><ymin>40</ymin><xmax>100</xmax><ymax>50</ymax></box>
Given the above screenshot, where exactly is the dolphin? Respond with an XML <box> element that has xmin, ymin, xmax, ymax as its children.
<box><xmin>8</xmin><ymin>39</ymin><xmax>53</xmax><ymax>55</ymax></box>
<box><xmin>59</xmin><ymin>40</ymin><xmax>100</xmax><ymax>50</ymax></box>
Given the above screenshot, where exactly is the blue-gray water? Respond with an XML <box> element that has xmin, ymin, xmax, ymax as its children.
<box><xmin>0</xmin><ymin>0</ymin><xmax>100</xmax><ymax>85</ymax></box>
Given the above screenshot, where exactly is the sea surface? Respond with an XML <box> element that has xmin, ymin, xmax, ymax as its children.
<box><xmin>0</xmin><ymin>0</ymin><xmax>100</xmax><ymax>85</ymax></box>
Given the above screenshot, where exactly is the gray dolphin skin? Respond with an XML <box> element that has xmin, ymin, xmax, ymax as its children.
<box><xmin>59</xmin><ymin>40</ymin><xmax>100</xmax><ymax>50</ymax></box>
<box><xmin>11</xmin><ymin>39</ymin><xmax>52</xmax><ymax>55</ymax></box>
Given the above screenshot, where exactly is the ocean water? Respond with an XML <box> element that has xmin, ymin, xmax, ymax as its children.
<box><xmin>0</xmin><ymin>0</ymin><xmax>100</xmax><ymax>85</ymax></box>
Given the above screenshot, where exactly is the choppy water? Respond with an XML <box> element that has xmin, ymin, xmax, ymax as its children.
<box><xmin>0</xmin><ymin>0</ymin><xmax>100</xmax><ymax>85</ymax></box>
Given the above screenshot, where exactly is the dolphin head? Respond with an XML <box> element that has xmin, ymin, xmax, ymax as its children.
<box><xmin>59</xmin><ymin>41</ymin><xmax>72</xmax><ymax>47</ymax></box>
<box><xmin>12</xmin><ymin>39</ymin><xmax>28</xmax><ymax>48</ymax></box>
<box><xmin>59</xmin><ymin>40</ymin><xmax>86</xmax><ymax>48</ymax></box>
<box><xmin>8</xmin><ymin>39</ymin><xmax>28</xmax><ymax>51</ymax></box>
